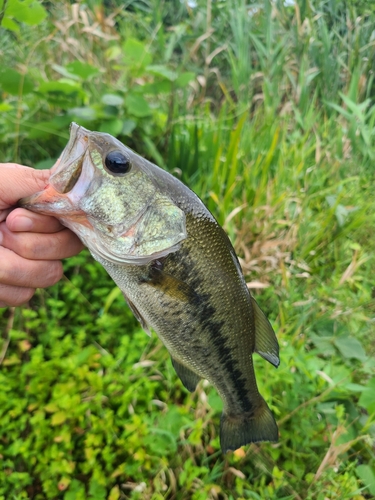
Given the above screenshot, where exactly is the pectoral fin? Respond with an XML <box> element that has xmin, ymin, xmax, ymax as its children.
<box><xmin>171</xmin><ymin>357</ymin><xmax>201</xmax><ymax>392</ymax></box>
<box><xmin>251</xmin><ymin>297</ymin><xmax>280</xmax><ymax>368</ymax></box>
<box><xmin>143</xmin><ymin>266</ymin><xmax>199</xmax><ymax>304</ymax></box>
<box><xmin>124</xmin><ymin>295</ymin><xmax>151</xmax><ymax>337</ymax></box>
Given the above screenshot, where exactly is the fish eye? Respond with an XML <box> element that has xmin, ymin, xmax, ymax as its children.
<box><xmin>105</xmin><ymin>151</ymin><xmax>131</xmax><ymax>175</ymax></box>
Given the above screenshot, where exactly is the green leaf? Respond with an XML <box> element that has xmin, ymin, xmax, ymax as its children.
<box><xmin>140</xmin><ymin>81</ymin><xmax>172</xmax><ymax>94</ymax></box>
<box><xmin>38</xmin><ymin>80</ymin><xmax>82</xmax><ymax>95</ymax></box>
<box><xmin>146</xmin><ymin>64</ymin><xmax>177</xmax><ymax>81</ymax></box>
<box><xmin>143</xmin><ymin>429</ymin><xmax>177</xmax><ymax>455</ymax></box>
<box><xmin>208</xmin><ymin>391</ymin><xmax>222</xmax><ymax>413</ymax></box>
<box><xmin>51</xmin><ymin>411</ymin><xmax>67</xmax><ymax>426</ymax></box>
<box><xmin>157</xmin><ymin>407</ymin><xmax>193</xmax><ymax>437</ymax></box>
<box><xmin>123</xmin><ymin>38</ymin><xmax>152</xmax><ymax>67</ymax></box>
<box><xmin>66</xmin><ymin>61</ymin><xmax>100</xmax><ymax>80</ymax></box>
<box><xmin>358</xmin><ymin>377</ymin><xmax>375</xmax><ymax>414</ymax></box>
<box><xmin>105</xmin><ymin>45</ymin><xmax>122</xmax><ymax>61</ymax></box>
<box><xmin>0</xmin><ymin>67</ymin><xmax>34</xmax><ymax>95</ymax></box>
<box><xmin>122</xmin><ymin>119</ymin><xmax>136</xmax><ymax>135</ymax></box>
<box><xmin>6</xmin><ymin>0</ymin><xmax>47</xmax><ymax>26</ymax></box>
<box><xmin>68</xmin><ymin>106</ymin><xmax>97</xmax><ymax>121</ymax></box>
<box><xmin>333</xmin><ymin>336</ymin><xmax>367</xmax><ymax>361</ymax></box>
<box><xmin>344</xmin><ymin>383</ymin><xmax>367</xmax><ymax>392</ymax></box>
<box><xmin>356</xmin><ymin>465</ymin><xmax>375</xmax><ymax>495</ymax></box>
<box><xmin>22</xmin><ymin>1</ymin><xmax>47</xmax><ymax>25</ymax></box>
<box><xmin>101</xmin><ymin>94</ymin><xmax>124</xmax><ymax>107</ymax></box>
<box><xmin>51</xmin><ymin>64</ymin><xmax>80</xmax><ymax>81</ymax></box>
<box><xmin>108</xmin><ymin>486</ymin><xmax>120</xmax><ymax>500</ymax></box>
<box><xmin>1</xmin><ymin>17</ymin><xmax>20</xmax><ymax>31</ymax></box>
<box><xmin>335</xmin><ymin>204</ymin><xmax>350</xmax><ymax>227</ymax></box>
<box><xmin>310</xmin><ymin>333</ymin><xmax>335</xmax><ymax>356</ymax></box>
<box><xmin>88</xmin><ymin>479</ymin><xmax>106</xmax><ymax>500</ymax></box>
<box><xmin>34</xmin><ymin>158</ymin><xmax>57</xmax><ymax>170</ymax></box>
<box><xmin>64</xmin><ymin>480</ymin><xmax>86</xmax><ymax>500</ymax></box>
<box><xmin>312</xmin><ymin>319</ymin><xmax>335</xmax><ymax>336</ymax></box>
<box><xmin>0</xmin><ymin>102</ymin><xmax>14</xmax><ymax>112</ymax></box>
<box><xmin>44</xmin><ymin>403</ymin><xmax>59</xmax><ymax>413</ymax></box>
<box><xmin>175</xmin><ymin>71</ymin><xmax>195</xmax><ymax>87</ymax></box>
<box><xmin>2</xmin><ymin>355</ymin><xmax>21</xmax><ymax>365</ymax></box>
<box><xmin>124</xmin><ymin>93</ymin><xmax>151</xmax><ymax>117</ymax></box>
<box><xmin>74</xmin><ymin>346</ymin><xmax>94</xmax><ymax>367</ymax></box>
<box><xmin>99</xmin><ymin>119</ymin><xmax>123</xmax><ymax>136</ymax></box>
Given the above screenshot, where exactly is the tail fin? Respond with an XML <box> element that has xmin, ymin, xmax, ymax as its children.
<box><xmin>220</xmin><ymin>398</ymin><xmax>278</xmax><ymax>453</ymax></box>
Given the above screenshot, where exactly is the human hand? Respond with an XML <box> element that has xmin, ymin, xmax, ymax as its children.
<box><xmin>0</xmin><ymin>163</ymin><xmax>84</xmax><ymax>308</ymax></box>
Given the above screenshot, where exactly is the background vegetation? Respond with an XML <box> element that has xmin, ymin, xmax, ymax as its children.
<box><xmin>0</xmin><ymin>0</ymin><xmax>374</xmax><ymax>498</ymax></box>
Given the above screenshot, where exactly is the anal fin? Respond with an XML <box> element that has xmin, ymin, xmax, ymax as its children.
<box><xmin>251</xmin><ymin>296</ymin><xmax>280</xmax><ymax>368</ymax></box>
<box><xmin>171</xmin><ymin>357</ymin><xmax>201</xmax><ymax>392</ymax></box>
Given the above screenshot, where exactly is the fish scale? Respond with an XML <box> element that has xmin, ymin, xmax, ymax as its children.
<box><xmin>20</xmin><ymin>122</ymin><xmax>280</xmax><ymax>453</ymax></box>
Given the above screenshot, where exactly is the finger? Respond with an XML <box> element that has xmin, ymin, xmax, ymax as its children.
<box><xmin>6</xmin><ymin>208</ymin><xmax>65</xmax><ymax>233</ymax></box>
<box><xmin>0</xmin><ymin>283</ymin><xmax>36</xmax><ymax>308</ymax></box>
<box><xmin>0</xmin><ymin>246</ymin><xmax>63</xmax><ymax>288</ymax></box>
<box><xmin>0</xmin><ymin>164</ymin><xmax>50</xmax><ymax>210</ymax></box>
<box><xmin>0</xmin><ymin>209</ymin><xmax>12</xmax><ymax>223</ymax></box>
<box><xmin>0</xmin><ymin>163</ymin><xmax>30</xmax><ymax>169</ymax></box>
<box><xmin>0</xmin><ymin>223</ymin><xmax>84</xmax><ymax>260</ymax></box>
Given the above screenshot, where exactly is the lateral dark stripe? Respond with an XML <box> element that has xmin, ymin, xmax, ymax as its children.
<box><xmin>160</xmin><ymin>239</ymin><xmax>253</xmax><ymax>413</ymax></box>
<box><xmin>200</xmin><ymin>295</ymin><xmax>253</xmax><ymax>413</ymax></box>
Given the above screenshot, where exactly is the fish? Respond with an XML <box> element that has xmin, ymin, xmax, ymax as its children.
<box><xmin>20</xmin><ymin>122</ymin><xmax>280</xmax><ymax>453</ymax></box>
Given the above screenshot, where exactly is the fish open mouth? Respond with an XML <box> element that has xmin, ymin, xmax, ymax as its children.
<box><xmin>19</xmin><ymin>123</ymin><xmax>90</xmax><ymax>213</ymax></box>
<box><xmin>61</xmin><ymin>155</ymin><xmax>83</xmax><ymax>193</ymax></box>
<box><xmin>49</xmin><ymin>123</ymin><xmax>88</xmax><ymax>194</ymax></box>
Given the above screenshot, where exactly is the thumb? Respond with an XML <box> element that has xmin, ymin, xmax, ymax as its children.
<box><xmin>0</xmin><ymin>163</ymin><xmax>50</xmax><ymax>210</ymax></box>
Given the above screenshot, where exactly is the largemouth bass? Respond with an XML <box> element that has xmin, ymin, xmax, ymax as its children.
<box><xmin>20</xmin><ymin>123</ymin><xmax>279</xmax><ymax>453</ymax></box>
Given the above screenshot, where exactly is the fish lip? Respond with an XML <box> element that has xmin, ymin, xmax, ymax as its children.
<box><xmin>19</xmin><ymin>184</ymin><xmax>80</xmax><ymax>215</ymax></box>
<box><xmin>49</xmin><ymin>123</ymin><xmax>89</xmax><ymax>194</ymax></box>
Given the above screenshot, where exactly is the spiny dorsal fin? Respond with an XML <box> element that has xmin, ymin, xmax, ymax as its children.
<box><xmin>251</xmin><ymin>296</ymin><xmax>280</xmax><ymax>368</ymax></box>
<box><xmin>171</xmin><ymin>357</ymin><xmax>201</xmax><ymax>392</ymax></box>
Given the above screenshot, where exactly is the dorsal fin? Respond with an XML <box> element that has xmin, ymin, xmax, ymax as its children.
<box><xmin>251</xmin><ymin>296</ymin><xmax>280</xmax><ymax>368</ymax></box>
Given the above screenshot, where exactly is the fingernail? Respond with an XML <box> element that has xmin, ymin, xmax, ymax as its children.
<box><xmin>14</xmin><ymin>216</ymin><xmax>33</xmax><ymax>231</ymax></box>
<box><xmin>0</xmin><ymin>231</ymin><xmax>3</xmax><ymax>245</ymax></box>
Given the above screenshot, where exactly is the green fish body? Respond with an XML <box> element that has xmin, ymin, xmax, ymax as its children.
<box><xmin>21</xmin><ymin>123</ymin><xmax>279</xmax><ymax>453</ymax></box>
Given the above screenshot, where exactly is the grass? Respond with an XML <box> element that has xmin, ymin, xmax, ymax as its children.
<box><xmin>0</xmin><ymin>0</ymin><xmax>374</xmax><ymax>499</ymax></box>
